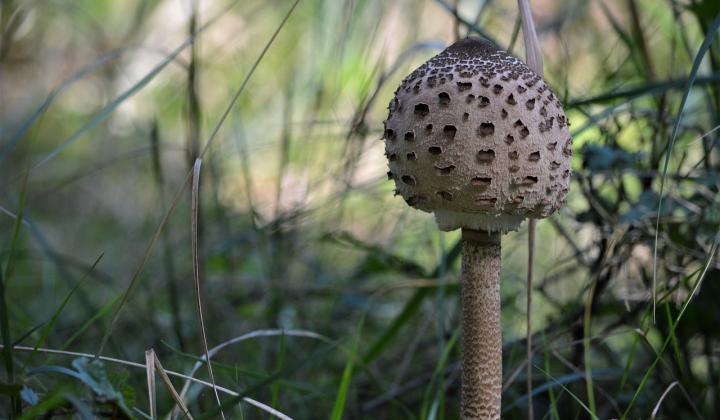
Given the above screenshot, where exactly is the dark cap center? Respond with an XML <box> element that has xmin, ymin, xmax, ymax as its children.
<box><xmin>444</xmin><ymin>37</ymin><xmax>501</xmax><ymax>57</ymax></box>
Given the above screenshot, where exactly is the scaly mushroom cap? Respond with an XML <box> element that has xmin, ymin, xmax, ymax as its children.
<box><xmin>384</xmin><ymin>37</ymin><xmax>572</xmax><ymax>232</ymax></box>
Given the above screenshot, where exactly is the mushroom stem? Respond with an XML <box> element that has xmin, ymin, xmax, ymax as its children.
<box><xmin>460</xmin><ymin>228</ymin><xmax>502</xmax><ymax>419</ymax></box>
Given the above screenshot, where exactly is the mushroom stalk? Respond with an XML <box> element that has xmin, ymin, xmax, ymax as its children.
<box><xmin>461</xmin><ymin>228</ymin><xmax>502</xmax><ymax>419</ymax></box>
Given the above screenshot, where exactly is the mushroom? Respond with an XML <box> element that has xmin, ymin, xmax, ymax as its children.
<box><xmin>383</xmin><ymin>37</ymin><xmax>572</xmax><ymax>418</ymax></box>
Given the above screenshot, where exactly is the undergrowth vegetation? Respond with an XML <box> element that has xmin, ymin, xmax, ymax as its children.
<box><xmin>1</xmin><ymin>0</ymin><xmax>719</xmax><ymax>418</ymax></box>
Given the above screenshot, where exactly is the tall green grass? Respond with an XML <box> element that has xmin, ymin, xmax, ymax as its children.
<box><xmin>0</xmin><ymin>0</ymin><xmax>719</xmax><ymax>418</ymax></box>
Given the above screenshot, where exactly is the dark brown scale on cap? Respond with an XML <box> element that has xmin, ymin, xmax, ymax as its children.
<box><xmin>383</xmin><ymin>37</ymin><xmax>572</xmax><ymax>232</ymax></box>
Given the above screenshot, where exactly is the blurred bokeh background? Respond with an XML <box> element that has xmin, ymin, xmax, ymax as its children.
<box><xmin>1</xmin><ymin>0</ymin><xmax>719</xmax><ymax>418</ymax></box>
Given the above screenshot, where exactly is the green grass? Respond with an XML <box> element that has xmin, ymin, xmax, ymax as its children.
<box><xmin>1</xmin><ymin>0</ymin><xmax>720</xmax><ymax>418</ymax></box>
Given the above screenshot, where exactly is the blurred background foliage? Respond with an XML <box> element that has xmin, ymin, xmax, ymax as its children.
<box><xmin>1</xmin><ymin>0</ymin><xmax>720</xmax><ymax>418</ymax></box>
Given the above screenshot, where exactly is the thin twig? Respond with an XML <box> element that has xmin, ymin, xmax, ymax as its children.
<box><xmin>517</xmin><ymin>0</ymin><xmax>544</xmax><ymax>417</ymax></box>
<box><xmin>153</xmin><ymin>351</ymin><xmax>194</xmax><ymax>419</ymax></box>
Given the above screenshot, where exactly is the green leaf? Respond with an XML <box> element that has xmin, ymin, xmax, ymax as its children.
<box><xmin>27</xmin><ymin>358</ymin><xmax>132</xmax><ymax>416</ymax></box>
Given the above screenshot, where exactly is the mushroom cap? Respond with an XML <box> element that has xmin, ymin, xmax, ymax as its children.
<box><xmin>383</xmin><ymin>37</ymin><xmax>572</xmax><ymax>232</ymax></box>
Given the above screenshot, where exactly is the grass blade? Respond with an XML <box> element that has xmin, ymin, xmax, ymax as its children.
<box><xmin>62</xmin><ymin>292</ymin><xmax>121</xmax><ymax>352</ymax></box>
<box><xmin>0</xmin><ymin>48</ymin><xmax>127</xmax><ymax>163</ymax></box>
<box><xmin>149</xmin><ymin>121</ymin><xmax>185</xmax><ymax>351</ymax></box>
<box><xmin>583</xmin><ymin>279</ymin><xmax>597</xmax><ymax>415</ymax></box>
<box><xmin>196</xmin><ymin>343</ymin><xmax>338</xmax><ymax>419</ymax></box>
<box><xmin>153</xmin><ymin>351</ymin><xmax>194</xmax><ymax>419</ymax></box>
<box><xmin>4</xmin><ymin>344</ymin><xmax>290</xmax><ymax>419</ymax></box>
<box><xmin>96</xmin><ymin>0</ymin><xmax>299</xmax><ymax>358</ymax></box>
<box><xmin>25</xmin><ymin>253</ymin><xmax>103</xmax><ymax>367</ymax></box>
<box><xmin>623</xmin><ymin>232</ymin><xmax>719</xmax><ymax>417</ymax></box>
<box><xmin>363</xmin><ymin>288</ymin><xmax>428</xmax><ymax>364</ymax></box>
<box><xmin>532</xmin><ymin>364</ymin><xmax>600</xmax><ymax>420</ymax></box>
<box><xmin>270</xmin><ymin>332</ymin><xmax>286</xmax><ymax>410</ymax></box>
<box><xmin>0</xmin><ymin>207</ymin><xmax>98</xmax><ymax>319</ymax></box>
<box><xmin>174</xmin><ymin>329</ymin><xmax>330</xmax><ymax>405</ymax></box>
<box><xmin>0</xmin><ymin>266</ymin><xmax>15</xmax><ymax>414</ymax></box>
<box><xmin>420</xmin><ymin>327</ymin><xmax>459</xmax><ymax>419</ymax></box>
<box><xmin>433</xmin><ymin>0</ymin><xmax>498</xmax><ymax>45</ymax></box>
<box><xmin>191</xmin><ymin>158</ymin><xmax>225</xmax><ymax>419</ymax></box>
<box><xmin>1</xmin><ymin>170</ymin><xmax>28</xmax><ymax>416</ymax></box>
<box><xmin>543</xmin><ymin>336</ymin><xmax>560</xmax><ymax>420</ymax></box>
<box><xmin>95</xmin><ymin>168</ymin><xmax>193</xmax><ymax>357</ymax></box>
<box><xmin>568</xmin><ymin>74</ymin><xmax>720</xmax><ymax>107</ymax></box>
<box><xmin>363</xmin><ymin>240</ymin><xmax>461</xmax><ymax>365</ymax></box>
<box><xmin>652</xmin><ymin>12</ymin><xmax>720</xmax><ymax>322</ymax></box>
<box><xmin>26</xmin><ymin>0</ymin><xmax>242</xmax><ymax>173</ymax></box>
<box><xmin>145</xmin><ymin>349</ymin><xmax>157</xmax><ymax>419</ymax></box>
<box><xmin>198</xmin><ymin>0</ymin><xmax>301</xmax><ymax>160</ymax></box>
<box><xmin>330</xmin><ymin>319</ymin><xmax>364</xmax><ymax>420</ymax></box>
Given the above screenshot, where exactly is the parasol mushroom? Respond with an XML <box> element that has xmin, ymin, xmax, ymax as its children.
<box><xmin>383</xmin><ymin>37</ymin><xmax>572</xmax><ymax>418</ymax></box>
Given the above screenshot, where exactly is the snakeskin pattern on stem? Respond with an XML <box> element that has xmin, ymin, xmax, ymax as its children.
<box><xmin>461</xmin><ymin>230</ymin><xmax>502</xmax><ymax>419</ymax></box>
